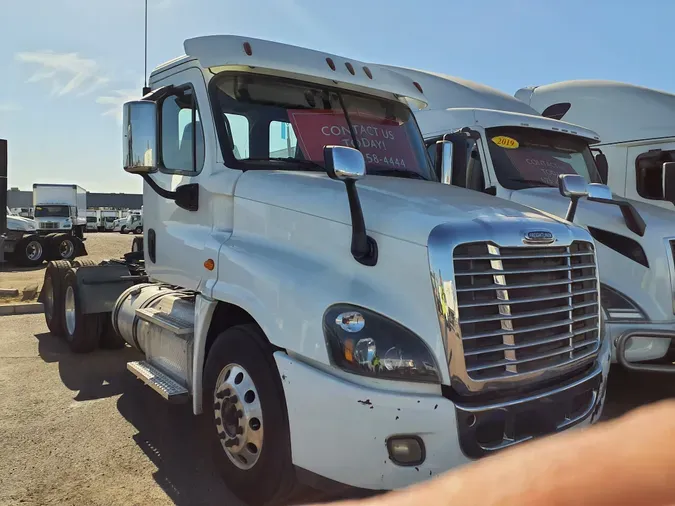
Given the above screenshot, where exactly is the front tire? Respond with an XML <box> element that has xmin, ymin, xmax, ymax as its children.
<box><xmin>62</xmin><ymin>269</ymin><xmax>102</xmax><ymax>353</ymax></box>
<box><xmin>203</xmin><ymin>325</ymin><xmax>298</xmax><ymax>506</ymax></box>
<box><xmin>134</xmin><ymin>226</ymin><xmax>143</xmax><ymax>234</ymax></box>
<box><xmin>120</xmin><ymin>226</ymin><xmax>128</xmax><ymax>235</ymax></box>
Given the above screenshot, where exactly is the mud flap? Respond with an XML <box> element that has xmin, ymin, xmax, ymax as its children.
<box><xmin>75</xmin><ymin>264</ymin><xmax>136</xmax><ymax>314</ymax></box>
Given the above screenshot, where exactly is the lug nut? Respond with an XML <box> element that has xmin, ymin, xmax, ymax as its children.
<box><xmin>216</xmin><ymin>388</ymin><xmax>231</xmax><ymax>399</ymax></box>
<box><xmin>215</xmin><ymin>417</ymin><xmax>222</xmax><ymax>425</ymax></box>
<box><xmin>230</xmin><ymin>395</ymin><xmax>238</xmax><ymax>404</ymax></box>
<box><xmin>236</xmin><ymin>410</ymin><xmax>243</xmax><ymax>418</ymax></box>
<box><xmin>214</xmin><ymin>402</ymin><xmax>221</xmax><ymax>410</ymax></box>
<box><xmin>218</xmin><ymin>432</ymin><xmax>227</xmax><ymax>440</ymax></box>
<box><xmin>236</xmin><ymin>426</ymin><xmax>244</xmax><ymax>435</ymax></box>
<box><xmin>225</xmin><ymin>438</ymin><xmax>239</xmax><ymax>448</ymax></box>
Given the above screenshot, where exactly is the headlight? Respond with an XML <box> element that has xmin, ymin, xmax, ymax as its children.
<box><xmin>323</xmin><ymin>305</ymin><xmax>440</xmax><ymax>383</ymax></box>
<box><xmin>600</xmin><ymin>284</ymin><xmax>646</xmax><ymax>321</ymax></box>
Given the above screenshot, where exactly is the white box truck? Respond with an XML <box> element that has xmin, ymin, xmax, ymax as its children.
<box><xmin>33</xmin><ymin>183</ymin><xmax>87</xmax><ymax>237</ymax></box>
<box><xmin>515</xmin><ymin>80</ymin><xmax>675</xmax><ymax>212</ymax></box>
<box><xmin>379</xmin><ymin>67</ymin><xmax>675</xmax><ymax>373</ymax></box>
<box><xmin>86</xmin><ymin>210</ymin><xmax>98</xmax><ymax>232</ymax></box>
<box><xmin>41</xmin><ymin>36</ymin><xmax>610</xmax><ymax>505</ymax></box>
<box><xmin>98</xmin><ymin>209</ymin><xmax>121</xmax><ymax>231</ymax></box>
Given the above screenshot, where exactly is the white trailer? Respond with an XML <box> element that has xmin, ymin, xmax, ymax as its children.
<box><xmin>86</xmin><ymin>210</ymin><xmax>98</xmax><ymax>232</ymax></box>
<box><xmin>33</xmin><ymin>184</ymin><xmax>87</xmax><ymax>237</ymax></box>
<box><xmin>380</xmin><ymin>67</ymin><xmax>675</xmax><ymax>372</ymax></box>
<box><xmin>41</xmin><ymin>36</ymin><xmax>610</xmax><ymax>505</ymax></box>
<box><xmin>515</xmin><ymin>80</ymin><xmax>675</xmax><ymax>211</ymax></box>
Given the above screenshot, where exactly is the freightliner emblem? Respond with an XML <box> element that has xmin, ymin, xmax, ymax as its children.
<box><xmin>523</xmin><ymin>230</ymin><xmax>555</xmax><ymax>244</ymax></box>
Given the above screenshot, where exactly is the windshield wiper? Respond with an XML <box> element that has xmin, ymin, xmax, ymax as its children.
<box><xmin>368</xmin><ymin>168</ymin><xmax>429</xmax><ymax>181</ymax></box>
<box><xmin>505</xmin><ymin>177</ymin><xmax>554</xmax><ymax>188</ymax></box>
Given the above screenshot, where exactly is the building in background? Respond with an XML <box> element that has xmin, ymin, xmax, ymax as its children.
<box><xmin>7</xmin><ymin>188</ymin><xmax>142</xmax><ymax>210</ymax></box>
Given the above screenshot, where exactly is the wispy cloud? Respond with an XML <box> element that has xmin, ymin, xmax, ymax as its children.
<box><xmin>16</xmin><ymin>51</ymin><xmax>109</xmax><ymax>97</ymax></box>
<box><xmin>0</xmin><ymin>103</ymin><xmax>22</xmax><ymax>113</ymax></box>
<box><xmin>96</xmin><ymin>86</ymin><xmax>142</xmax><ymax>123</ymax></box>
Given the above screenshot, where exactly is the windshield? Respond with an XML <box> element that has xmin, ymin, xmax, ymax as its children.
<box><xmin>486</xmin><ymin>127</ymin><xmax>601</xmax><ymax>190</ymax></box>
<box><xmin>87</xmin><ymin>216</ymin><xmax>97</xmax><ymax>223</ymax></box>
<box><xmin>104</xmin><ymin>216</ymin><xmax>116</xmax><ymax>223</ymax></box>
<box><xmin>35</xmin><ymin>205</ymin><xmax>69</xmax><ymax>218</ymax></box>
<box><xmin>210</xmin><ymin>73</ymin><xmax>434</xmax><ymax>180</ymax></box>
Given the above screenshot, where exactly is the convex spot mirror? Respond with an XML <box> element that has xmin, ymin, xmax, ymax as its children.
<box><xmin>324</xmin><ymin>145</ymin><xmax>366</xmax><ymax>181</ymax></box>
<box><xmin>123</xmin><ymin>100</ymin><xmax>158</xmax><ymax>175</ymax></box>
<box><xmin>587</xmin><ymin>183</ymin><xmax>613</xmax><ymax>201</ymax></box>
<box><xmin>662</xmin><ymin>162</ymin><xmax>675</xmax><ymax>203</ymax></box>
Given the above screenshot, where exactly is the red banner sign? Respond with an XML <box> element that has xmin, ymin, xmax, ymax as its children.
<box><xmin>287</xmin><ymin>109</ymin><xmax>416</xmax><ymax>170</ymax></box>
<box><xmin>505</xmin><ymin>150</ymin><xmax>576</xmax><ymax>186</ymax></box>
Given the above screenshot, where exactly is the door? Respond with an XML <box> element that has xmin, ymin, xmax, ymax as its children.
<box><xmin>143</xmin><ymin>66</ymin><xmax>221</xmax><ymax>290</ymax></box>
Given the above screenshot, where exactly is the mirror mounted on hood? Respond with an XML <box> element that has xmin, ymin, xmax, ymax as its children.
<box><xmin>324</xmin><ymin>145</ymin><xmax>377</xmax><ymax>267</ymax></box>
<box><xmin>558</xmin><ymin>174</ymin><xmax>588</xmax><ymax>223</ymax></box>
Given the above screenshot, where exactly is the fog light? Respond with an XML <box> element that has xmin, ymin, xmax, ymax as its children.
<box><xmin>386</xmin><ymin>436</ymin><xmax>425</xmax><ymax>466</ymax></box>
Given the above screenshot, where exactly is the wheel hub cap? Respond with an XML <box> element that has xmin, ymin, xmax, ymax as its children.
<box><xmin>26</xmin><ymin>241</ymin><xmax>42</xmax><ymax>261</ymax></box>
<box><xmin>64</xmin><ymin>286</ymin><xmax>76</xmax><ymax>335</ymax></box>
<box><xmin>213</xmin><ymin>364</ymin><xmax>263</xmax><ymax>470</ymax></box>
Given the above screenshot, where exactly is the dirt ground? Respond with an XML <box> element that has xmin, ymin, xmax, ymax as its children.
<box><xmin>0</xmin><ymin>233</ymin><xmax>135</xmax><ymax>294</ymax></box>
<box><xmin>1</xmin><ymin>314</ymin><xmax>674</xmax><ymax>506</ymax></box>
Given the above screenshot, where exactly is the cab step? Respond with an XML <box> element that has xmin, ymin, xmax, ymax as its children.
<box><xmin>135</xmin><ymin>307</ymin><xmax>193</xmax><ymax>335</ymax></box>
<box><xmin>127</xmin><ymin>360</ymin><xmax>188</xmax><ymax>402</ymax></box>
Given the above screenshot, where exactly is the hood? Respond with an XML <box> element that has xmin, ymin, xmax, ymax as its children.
<box><xmin>235</xmin><ymin>171</ymin><xmax>582</xmax><ymax>246</ymax></box>
<box><xmin>7</xmin><ymin>215</ymin><xmax>36</xmax><ymax>231</ymax></box>
<box><xmin>507</xmin><ymin>187</ymin><xmax>673</xmax><ymax>238</ymax></box>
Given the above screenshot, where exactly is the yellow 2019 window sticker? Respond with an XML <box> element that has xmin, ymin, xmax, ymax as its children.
<box><xmin>491</xmin><ymin>136</ymin><xmax>519</xmax><ymax>149</ymax></box>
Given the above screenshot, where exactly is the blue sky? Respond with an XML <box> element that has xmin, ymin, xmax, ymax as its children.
<box><xmin>1</xmin><ymin>0</ymin><xmax>674</xmax><ymax>193</ymax></box>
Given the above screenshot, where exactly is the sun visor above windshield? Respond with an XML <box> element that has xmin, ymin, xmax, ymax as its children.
<box><xmin>184</xmin><ymin>36</ymin><xmax>427</xmax><ymax>109</ymax></box>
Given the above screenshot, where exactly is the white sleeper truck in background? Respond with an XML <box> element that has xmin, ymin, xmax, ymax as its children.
<box><xmin>42</xmin><ymin>36</ymin><xmax>610</xmax><ymax>505</ymax></box>
<box><xmin>516</xmin><ymin>80</ymin><xmax>675</xmax><ymax>212</ymax></box>
<box><xmin>380</xmin><ymin>66</ymin><xmax>675</xmax><ymax>374</ymax></box>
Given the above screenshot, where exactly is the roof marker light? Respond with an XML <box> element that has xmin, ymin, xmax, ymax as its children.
<box><xmin>413</xmin><ymin>81</ymin><xmax>424</xmax><ymax>93</ymax></box>
<box><xmin>363</xmin><ymin>66</ymin><xmax>373</xmax><ymax>79</ymax></box>
<box><xmin>326</xmin><ymin>58</ymin><xmax>336</xmax><ymax>71</ymax></box>
<box><xmin>243</xmin><ymin>42</ymin><xmax>252</xmax><ymax>56</ymax></box>
<box><xmin>345</xmin><ymin>62</ymin><xmax>355</xmax><ymax>75</ymax></box>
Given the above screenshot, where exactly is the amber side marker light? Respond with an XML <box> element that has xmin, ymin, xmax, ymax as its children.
<box><xmin>204</xmin><ymin>259</ymin><xmax>215</xmax><ymax>271</ymax></box>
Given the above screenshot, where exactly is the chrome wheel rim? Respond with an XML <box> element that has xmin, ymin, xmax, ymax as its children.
<box><xmin>214</xmin><ymin>363</ymin><xmax>263</xmax><ymax>470</ymax></box>
<box><xmin>26</xmin><ymin>240</ymin><xmax>42</xmax><ymax>261</ymax></box>
<box><xmin>59</xmin><ymin>240</ymin><xmax>74</xmax><ymax>259</ymax></box>
<box><xmin>64</xmin><ymin>286</ymin><xmax>76</xmax><ymax>335</ymax></box>
<box><xmin>44</xmin><ymin>275</ymin><xmax>54</xmax><ymax>322</ymax></box>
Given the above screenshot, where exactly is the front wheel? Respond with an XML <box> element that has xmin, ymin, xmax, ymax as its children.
<box><xmin>203</xmin><ymin>325</ymin><xmax>299</xmax><ymax>506</ymax></box>
<box><xmin>134</xmin><ymin>226</ymin><xmax>143</xmax><ymax>234</ymax></box>
<box><xmin>120</xmin><ymin>226</ymin><xmax>128</xmax><ymax>235</ymax></box>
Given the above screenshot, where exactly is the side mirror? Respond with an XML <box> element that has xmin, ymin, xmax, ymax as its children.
<box><xmin>123</xmin><ymin>100</ymin><xmax>158</xmax><ymax>175</ymax></box>
<box><xmin>594</xmin><ymin>152</ymin><xmax>609</xmax><ymax>184</ymax></box>
<box><xmin>662</xmin><ymin>162</ymin><xmax>675</xmax><ymax>202</ymax></box>
<box><xmin>435</xmin><ymin>140</ymin><xmax>454</xmax><ymax>185</ymax></box>
<box><xmin>324</xmin><ymin>145</ymin><xmax>366</xmax><ymax>181</ymax></box>
<box><xmin>558</xmin><ymin>174</ymin><xmax>589</xmax><ymax>222</ymax></box>
<box><xmin>323</xmin><ymin>145</ymin><xmax>376</xmax><ymax>266</ymax></box>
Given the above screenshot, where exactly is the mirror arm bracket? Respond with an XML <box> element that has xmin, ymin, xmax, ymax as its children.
<box><xmin>587</xmin><ymin>197</ymin><xmax>646</xmax><ymax>237</ymax></box>
<box><xmin>565</xmin><ymin>196</ymin><xmax>580</xmax><ymax>222</ymax></box>
<box><xmin>345</xmin><ymin>180</ymin><xmax>378</xmax><ymax>266</ymax></box>
<box><xmin>141</xmin><ymin>175</ymin><xmax>199</xmax><ymax>212</ymax></box>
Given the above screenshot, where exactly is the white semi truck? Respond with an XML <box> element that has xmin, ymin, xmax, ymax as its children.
<box><xmin>515</xmin><ymin>80</ymin><xmax>675</xmax><ymax>212</ymax></box>
<box><xmin>2</xmin><ymin>207</ymin><xmax>44</xmax><ymax>266</ymax></box>
<box><xmin>42</xmin><ymin>36</ymin><xmax>610</xmax><ymax>504</ymax></box>
<box><xmin>33</xmin><ymin>183</ymin><xmax>87</xmax><ymax>237</ymax></box>
<box><xmin>380</xmin><ymin>67</ymin><xmax>675</xmax><ymax>373</ymax></box>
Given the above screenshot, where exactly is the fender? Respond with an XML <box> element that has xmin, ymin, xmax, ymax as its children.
<box><xmin>192</xmin><ymin>294</ymin><xmax>218</xmax><ymax>414</ymax></box>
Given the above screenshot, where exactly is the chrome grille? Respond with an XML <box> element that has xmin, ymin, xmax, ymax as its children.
<box><xmin>454</xmin><ymin>241</ymin><xmax>599</xmax><ymax>381</ymax></box>
<box><xmin>40</xmin><ymin>222</ymin><xmax>59</xmax><ymax>229</ymax></box>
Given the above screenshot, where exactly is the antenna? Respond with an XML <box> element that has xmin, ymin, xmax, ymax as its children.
<box><xmin>142</xmin><ymin>0</ymin><xmax>151</xmax><ymax>96</ymax></box>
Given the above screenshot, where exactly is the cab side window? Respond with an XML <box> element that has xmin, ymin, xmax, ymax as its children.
<box><xmin>426</xmin><ymin>138</ymin><xmax>485</xmax><ymax>191</ymax></box>
<box><xmin>635</xmin><ymin>149</ymin><xmax>675</xmax><ymax>200</ymax></box>
<box><xmin>160</xmin><ymin>88</ymin><xmax>205</xmax><ymax>173</ymax></box>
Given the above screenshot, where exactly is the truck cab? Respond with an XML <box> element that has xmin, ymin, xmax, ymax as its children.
<box><xmin>381</xmin><ymin>67</ymin><xmax>675</xmax><ymax>372</ymax></box>
<box><xmin>516</xmin><ymin>80</ymin><xmax>675</xmax><ymax>212</ymax></box>
<box><xmin>43</xmin><ymin>36</ymin><xmax>610</xmax><ymax>505</ymax></box>
<box><xmin>32</xmin><ymin>183</ymin><xmax>87</xmax><ymax>238</ymax></box>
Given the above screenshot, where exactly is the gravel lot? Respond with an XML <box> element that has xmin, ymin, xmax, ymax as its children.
<box><xmin>1</xmin><ymin>313</ymin><xmax>674</xmax><ymax>505</ymax></box>
<box><xmin>0</xmin><ymin>233</ymin><xmax>135</xmax><ymax>294</ymax></box>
